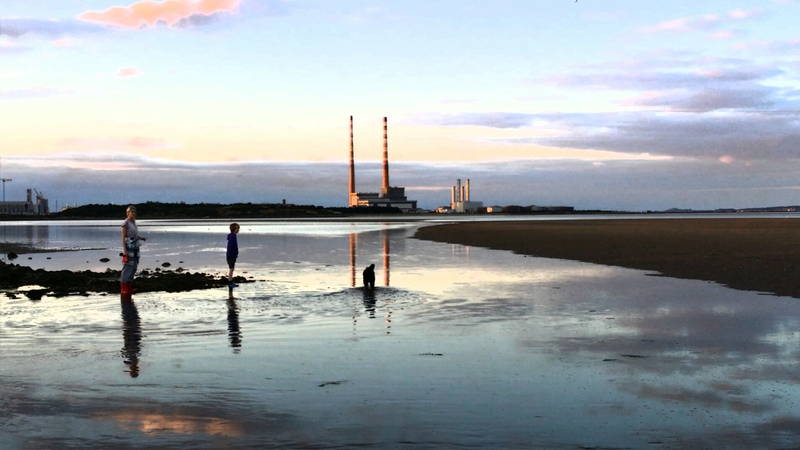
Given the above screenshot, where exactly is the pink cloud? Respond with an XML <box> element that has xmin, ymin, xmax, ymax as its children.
<box><xmin>639</xmin><ymin>17</ymin><xmax>691</xmax><ymax>33</ymax></box>
<box><xmin>53</xmin><ymin>38</ymin><xmax>80</xmax><ymax>47</ymax></box>
<box><xmin>78</xmin><ymin>0</ymin><xmax>240</xmax><ymax>29</ymax></box>
<box><xmin>59</xmin><ymin>137</ymin><xmax>177</xmax><ymax>150</ymax></box>
<box><xmin>719</xmin><ymin>155</ymin><xmax>735</xmax><ymax>164</ymax></box>
<box><xmin>117</xmin><ymin>67</ymin><xmax>141</xmax><ymax>77</ymax></box>
<box><xmin>711</xmin><ymin>30</ymin><xmax>735</xmax><ymax>40</ymax></box>
<box><xmin>728</xmin><ymin>9</ymin><xmax>761</xmax><ymax>19</ymax></box>
<box><xmin>639</xmin><ymin>9</ymin><xmax>760</xmax><ymax>34</ymax></box>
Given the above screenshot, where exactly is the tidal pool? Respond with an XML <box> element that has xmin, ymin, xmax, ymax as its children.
<box><xmin>2</xmin><ymin>219</ymin><xmax>800</xmax><ymax>449</ymax></box>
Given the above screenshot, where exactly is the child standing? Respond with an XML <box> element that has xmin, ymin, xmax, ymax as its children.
<box><xmin>227</xmin><ymin>223</ymin><xmax>240</xmax><ymax>288</ymax></box>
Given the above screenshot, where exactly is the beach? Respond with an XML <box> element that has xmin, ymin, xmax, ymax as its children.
<box><xmin>414</xmin><ymin>217</ymin><xmax>800</xmax><ymax>299</ymax></box>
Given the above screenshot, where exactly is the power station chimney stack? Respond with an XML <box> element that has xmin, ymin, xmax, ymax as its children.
<box><xmin>349</xmin><ymin>116</ymin><xmax>355</xmax><ymax>201</ymax></box>
<box><xmin>456</xmin><ymin>179</ymin><xmax>462</xmax><ymax>202</ymax></box>
<box><xmin>381</xmin><ymin>117</ymin><xmax>389</xmax><ymax>197</ymax></box>
<box><xmin>465</xmin><ymin>179</ymin><xmax>470</xmax><ymax>202</ymax></box>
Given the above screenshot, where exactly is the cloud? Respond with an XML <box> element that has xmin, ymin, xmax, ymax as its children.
<box><xmin>710</xmin><ymin>30</ymin><xmax>739</xmax><ymax>40</ymax></box>
<box><xmin>638</xmin><ymin>9</ymin><xmax>762</xmax><ymax>34</ymax></box>
<box><xmin>7</xmin><ymin>153</ymin><xmax>800</xmax><ymax>211</ymax></box>
<box><xmin>59</xmin><ymin>137</ymin><xmax>177</xmax><ymax>151</ymax></box>
<box><xmin>418</xmin><ymin>112</ymin><xmax>537</xmax><ymax>129</ymax></box>
<box><xmin>623</xmin><ymin>85</ymin><xmax>777</xmax><ymax>112</ymax></box>
<box><xmin>0</xmin><ymin>18</ymin><xmax>102</xmax><ymax>38</ymax></box>
<box><xmin>0</xmin><ymin>87</ymin><xmax>75</xmax><ymax>100</ymax></box>
<box><xmin>116</xmin><ymin>67</ymin><xmax>142</xmax><ymax>77</ymax></box>
<box><xmin>424</xmin><ymin>107</ymin><xmax>800</xmax><ymax>162</ymax></box>
<box><xmin>544</xmin><ymin>67</ymin><xmax>782</xmax><ymax>92</ymax></box>
<box><xmin>77</xmin><ymin>0</ymin><xmax>241</xmax><ymax>29</ymax></box>
<box><xmin>0</xmin><ymin>41</ymin><xmax>33</xmax><ymax>54</ymax></box>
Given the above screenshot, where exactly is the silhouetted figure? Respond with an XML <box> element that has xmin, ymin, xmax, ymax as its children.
<box><xmin>120</xmin><ymin>298</ymin><xmax>142</xmax><ymax>378</ymax></box>
<box><xmin>363</xmin><ymin>264</ymin><xmax>375</xmax><ymax>289</ymax></box>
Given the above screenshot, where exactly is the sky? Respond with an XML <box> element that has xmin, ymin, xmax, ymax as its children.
<box><xmin>2</xmin><ymin>0</ymin><xmax>800</xmax><ymax>211</ymax></box>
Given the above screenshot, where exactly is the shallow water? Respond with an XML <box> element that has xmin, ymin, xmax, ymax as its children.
<box><xmin>3</xmin><ymin>219</ymin><xmax>800</xmax><ymax>449</ymax></box>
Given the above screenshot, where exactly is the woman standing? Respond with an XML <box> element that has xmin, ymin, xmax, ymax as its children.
<box><xmin>121</xmin><ymin>205</ymin><xmax>146</xmax><ymax>295</ymax></box>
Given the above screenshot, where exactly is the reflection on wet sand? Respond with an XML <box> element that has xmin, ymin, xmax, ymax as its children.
<box><xmin>227</xmin><ymin>296</ymin><xmax>242</xmax><ymax>352</ymax></box>
<box><xmin>16</xmin><ymin>220</ymin><xmax>800</xmax><ymax>448</ymax></box>
<box><xmin>383</xmin><ymin>228</ymin><xmax>390</xmax><ymax>287</ymax></box>
<box><xmin>100</xmin><ymin>410</ymin><xmax>246</xmax><ymax>437</ymax></box>
<box><xmin>120</xmin><ymin>296</ymin><xmax>142</xmax><ymax>378</ymax></box>
<box><xmin>349</xmin><ymin>232</ymin><xmax>357</xmax><ymax>287</ymax></box>
<box><xmin>349</xmin><ymin>228</ymin><xmax>391</xmax><ymax>288</ymax></box>
<box><xmin>362</xmin><ymin>288</ymin><xmax>376</xmax><ymax>318</ymax></box>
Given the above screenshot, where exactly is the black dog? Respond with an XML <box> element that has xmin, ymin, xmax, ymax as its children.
<box><xmin>362</xmin><ymin>264</ymin><xmax>375</xmax><ymax>289</ymax></box>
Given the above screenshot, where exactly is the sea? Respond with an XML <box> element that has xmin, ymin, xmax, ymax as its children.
<box><xmin>2</xmin><ymin>215</ymin><xmax>800</xmax><ymax>449</ymax></box>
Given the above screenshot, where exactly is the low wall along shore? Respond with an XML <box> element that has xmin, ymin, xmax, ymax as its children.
<box><xmin>414</xmin><ymin>218</ymin><xmax>800</xmax><ymax>299</ymax></box>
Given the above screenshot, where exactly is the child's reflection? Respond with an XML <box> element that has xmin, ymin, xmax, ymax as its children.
<box><xmin>227</xmin><ymin>292</ymin><xmax>242</xmax><ymax>352</ymax></box>
<box><xmin>120</xmin><ymin>296</ymin><xmax>142</xmax><ymax>378</ymax></box>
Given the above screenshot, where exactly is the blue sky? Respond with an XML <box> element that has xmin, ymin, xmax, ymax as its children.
<box><xmin>2</xmin><ymin>0</ymin><xmax>800</xmax><ymax>211</ymax></box>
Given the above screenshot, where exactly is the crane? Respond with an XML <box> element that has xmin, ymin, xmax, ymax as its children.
<box><xmin>1</xmin><ymin>178</ymin><xmax>10</xmax><ymax>202</ymax></box>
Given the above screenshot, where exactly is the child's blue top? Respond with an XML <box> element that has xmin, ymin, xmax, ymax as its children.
<box><xmin>227</xmin><ymin>233</ymin><xmax>238</xmax><ymax>259</ymax></box>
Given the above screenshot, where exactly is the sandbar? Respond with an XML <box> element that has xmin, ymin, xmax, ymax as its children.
<box><xmin>414</xmin><ymin>218</ymin><xmax>800</xmax><ymax>299</ymax></box>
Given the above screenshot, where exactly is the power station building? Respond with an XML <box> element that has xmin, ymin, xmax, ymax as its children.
<box><xmin>0</xmin><ymin>189</ymin><xmax>50</xmax><ymax>215</ymax></box>
<box><xmin>451</xmin><ymin>178</ymin><xmax>483</xmax><ymax>213</ymax></box>
<box><xmin>348</xmin><ymin>116</ymin><xmax>418</xmax><ymax>212</ymax></box>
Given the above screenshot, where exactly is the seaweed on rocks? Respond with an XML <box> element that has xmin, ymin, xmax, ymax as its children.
<box><xmin>0</xmin><ymin>260</ymin><xmax>252</xmax><ymax>299</ymax></box>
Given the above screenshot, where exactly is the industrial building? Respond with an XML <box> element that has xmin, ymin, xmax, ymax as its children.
<box><xmin>348</xmin><ymin>116</ymin><xmax>418</xmax><ymax>212</ymax></box>
<box><xmin>0</xmin><ymin>189</ymin><xmax>50</xmax><ymax>215</ymax></box>
<box><xmin>450</xmin><ymin>178</ymin><xmax>483</xmax><ymax>213</ymax></box>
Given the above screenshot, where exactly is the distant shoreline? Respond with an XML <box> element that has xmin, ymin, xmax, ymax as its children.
<box><xmin>413</xmin><ymin>218</ymin><xmax>800</xmax><ymax>299</ymax></box>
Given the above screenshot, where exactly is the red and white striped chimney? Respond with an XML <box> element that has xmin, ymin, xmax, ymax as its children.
<box><xmin>381</xmin><ymin>117</ymin><xmax>389</xmax><ymax>197</ymax></box>
<box><xmin>349</xmin><ymin>116</ymin><xmax>355</xmax><ymax>197</ymax></box>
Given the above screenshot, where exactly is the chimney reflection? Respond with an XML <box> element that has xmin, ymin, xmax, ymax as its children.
<box><xmin>383</xmin><ymin>228</ymin><xmax>390</xmax><ymax>287</ymax></box>
<box><xmin>120</xmin><ymin>297</ymin><xmax>142</xmax><ymax>378</ymax></box>
<box><xmin>349</xmin><ymin>232</ymin><xmax>357</xmax><ymax>287</ymax></box>
<box><xmin>348</xmin><ymin>228</ymin><xmax>391</xmax><ymax>288</ymax></box>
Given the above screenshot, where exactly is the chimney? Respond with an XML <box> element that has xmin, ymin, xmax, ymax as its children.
<box><xmin>349</xmin><ymin>116</ymin><xmax>355</xmax><ymax>197</ymax></box>
<box><xmin>451</xmin><ymin>186</ymin><xmax>456</xmax><ymax>207</ymax></box>
<box><xmin>456</xmin><ymin>179</ymin><xmax>462</xmax><ymax>202</ymax></box>
<box><xmin>381</xmin><ymin>117</ymin><xmax>389</xmax><ymax>197</ymax></box>
<box><xmin>465</xmin><ymin>179</ymin><xmax>470</xmax><ymax>201</ymax></box>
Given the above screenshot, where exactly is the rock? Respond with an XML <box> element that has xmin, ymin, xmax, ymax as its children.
<box><xmin>7</xmin><ymin>252</ymin><xmax>17</xmax><ymax>260</ymax></box>
<box><xmin>99</xmin><ymin>258</ymin><xmax>110</xmax><ymax>263</ymax></box>
<box><xmin>161</xmin><ymin>262</ymin><xmax>171</xmax><ymax>268</ymax></box>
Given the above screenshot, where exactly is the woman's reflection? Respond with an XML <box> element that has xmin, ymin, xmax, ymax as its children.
<box><xmin>227</xmin><ymin>293</ymin><xmax>242</xmax><ymax>352</ymax></box>
<box><xmin>120</xmin><ymin>297</ymin><xmax>142</xmax><ymax>378</ymax></box>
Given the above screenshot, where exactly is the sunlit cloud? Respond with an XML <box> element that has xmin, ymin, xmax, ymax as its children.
<box><xmin>116</xmin><ymin>67</ymin><xmax>141</xmax><ymax>77</ymax></box>
<box><xmin>78</xmin><ymin>0</ymin><xmax>241</xmax><ymax>29</ymax></box>
<box><xmin>59</xmin><ymin>137</ymin><xmax>178</xmax><ymax>151</ymax></box>
<box><xmin>53</xmin><ymin>38</ymin><xmax>81</xmax><ymax>47</ymax></box>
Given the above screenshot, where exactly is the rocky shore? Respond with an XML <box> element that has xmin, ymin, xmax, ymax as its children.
<box><xmin>1</xmin><ymin>246</ymin><xmax>252</xmax><ymax>300</ymax></box>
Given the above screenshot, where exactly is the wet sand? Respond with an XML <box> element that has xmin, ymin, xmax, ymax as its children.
<box><xmin>414</xmin><ymin>217</ymin><xmax>800</xmax><ymax>299</ymax></box>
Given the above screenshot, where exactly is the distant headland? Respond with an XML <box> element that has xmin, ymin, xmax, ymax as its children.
<box><xmin>2</xmin><ymin>201</ymin><xmax>800</xmax><ymax>220</ymax></box>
